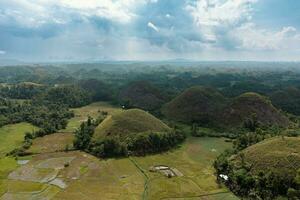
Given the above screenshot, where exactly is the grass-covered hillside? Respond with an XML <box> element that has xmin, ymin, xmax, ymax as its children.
<box><xmin>215</xmin><ymin>136</ymin><xmax>300</xmax><ymax>199</ymax></box>
<box><xmin>118</xmin><ymin>81</ymin><xmax>166</xmax><ymax>111</ymax></box>
<box><xmin>76</xmin><ymin>108</ymin><xmax>184</xmax><ymax>157</ymax></box>
<box><xmin>233</xmin><ymin>137</ymin><xmax>300</xmax><ymax>176</ymax></box>
<box><xmin>163</xmin><ymin>89</ymin><xmax>290</xmax><ymax>132</ymax></box>
<box><xmin>162</xmin><ymin>86</ymin><xmax>227</xmax><ymax>124</ymax></box>
<box><xmin>220</xmin><ymin>92</ymin><xmax>289</xmax><ymax>128</ymax></box>
<box><xmin>94</xmin><ymin>108</ymin><xmax>171</xmax><ymax>140</ymax></box>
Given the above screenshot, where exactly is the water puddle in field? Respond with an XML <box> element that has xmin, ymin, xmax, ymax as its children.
<box><xmin>49</xmin><ymin>178</ymin><xmax>67</xmax><ymax>189</ymax></box>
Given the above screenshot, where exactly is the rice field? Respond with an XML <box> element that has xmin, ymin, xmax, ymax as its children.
<box><xmin>0</xmin><ymin>137</ymin><xmax>238</xmax><ymax>200</ymax></box>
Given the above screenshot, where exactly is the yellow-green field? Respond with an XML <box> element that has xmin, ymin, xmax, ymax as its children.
<box><xmin>0</xmin><ymin>123</ymin><xmax>38</xmax><ymax>157</ymax></box>
<box><xmin>1</xmin><ymin>137</ymin><xmax>238</xmax><ymax>200</ymax></box>
<box><xmin>60</xmin><ymin>102</ymin><xmax>122</xmax><ymax>132</ymax></box>
<box><xmin>132</xmin><ymin>137</ymin><xmax>236</xmax><ymax>200</ymax></box>
<box><xmin>27</xmin><ymin>132</ymin><xmax>74</xmax><ymax>154</ymax></box>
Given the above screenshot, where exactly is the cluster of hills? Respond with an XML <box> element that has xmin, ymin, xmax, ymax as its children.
<box><xmin>162</xmin><ymin>86</ymin><xmax>289</xmax><ymax>129</ymax></box>
<box><xmin>118</xmin><ymin>82</ymin><xmax>289</xmax><ymax>130</ymax></box>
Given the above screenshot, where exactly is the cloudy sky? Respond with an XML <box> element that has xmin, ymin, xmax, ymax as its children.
<box><xmin>0</xmin><ymin>0</ymin><xmax>300</xmax><ymax>62</ymax></box>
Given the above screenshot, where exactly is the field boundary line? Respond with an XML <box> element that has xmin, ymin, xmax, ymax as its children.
<box><xmin>129</xmin><ymin>157</ymin><xmax>149</xmax><ymax>200</ymax></box>
<box><xmin>159</xmin><ymin>191</ymin><xmax>232</xmax><ymax>200</ymax></box>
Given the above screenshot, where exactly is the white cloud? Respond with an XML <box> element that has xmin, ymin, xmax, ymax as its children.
<box><xmin>185</xmin><ymin>0</ymin><xmax>300</xmax><ymax>58</ymax></box>
<box><xmin>1</xmin><ymin>0</ymin><xmax>300</xmax><ymax>61</ymax></box>
<box><xmin>186</xmin><ymin>0</ymin><xmax>257</xmax><ymax>41</ymax></box>
<box><xmin>57</xmin><ymin>0</ymin><xmax>144</xmax><ymax>23</ymax></box>
<box><xmin>234</xmin><ymin>24</ymin><xmax>300</xmax><ymax>51</ymax></box>
<box><xmin>0</xmin><ymin>0</ymin><xmax>146</xmax><ymax>28</ymax></box>
<box><xmin>147</xmin><ymin>22</ymin><xmax>159</xmax><ymax>32</ymax></box>
<box><xmin>0</xmin><ymin>0</ymin><xmax>50</xmax><ymax>28</ymax></box>
<box><xmin>186</xmin><ymin>0</ymin><xmax>257</xmax><ymax>26</ymax></box>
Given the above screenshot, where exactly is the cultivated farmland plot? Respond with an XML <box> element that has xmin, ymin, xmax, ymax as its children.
<box><xmin>0</xmin><ymin>138</ymin><xmax>238</xmax><ymax>200</ymax></box>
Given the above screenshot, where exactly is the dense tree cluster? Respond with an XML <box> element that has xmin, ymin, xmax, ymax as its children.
<box><xmin>73</xmin><ymin>117</ymin><xmax>101</xmax><ymax>150</ymax></box>
<box><xmin>89</xmin><ymin>137</ymin><xmax>128</xmax><ymax>158</ymax></box>
<box><xmin>126</xmin><ymin>130</ymin><xmax>186</xmax><ymax>155</ymax></box>
<box><xmin>78</xmin><ymin>79</ymin><xmax>112</xmax><ymax>102</ymax></box>
<box><xmin>89</xmin><ymin>130</ymin><xmax>185</xmax><ymax>158</ymax></box>
<box><xmin>39</xmin><ymin>85</ymin><xmax>92</xmax><ymax>108</ymax></box>
<box><xmin>270</xmin><ymin>87</ymin><xmax>300</xmax><ymax>116</ymax></box>
<box><xmin>214</xmin><ymin>152</ymin><xmax>300</xmax><ymax>199</ymax></box>
<box><xmin>0</xmin><ymin>83</ymin><xmax>45</xmax><ymax>99</ymax></box>
<box><xmin>0</xmin><ymin>98</ymin><xmax>73</xmax><ymax>134</ymax></box>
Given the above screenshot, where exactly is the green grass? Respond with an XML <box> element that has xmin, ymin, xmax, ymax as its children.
<box><xmin>0</xmin><ymin>157</ymin><xmax>18</xmax><ymax>196</ymax></box>
<box><xmin>94</xmin><ymin>108</ymin><xmax>171</xmax><ymax>140</ymax></box>
<box><xmin>0</xmin><ymin>157</ymin><xmax>18</xmax><ymax>179</ymax></box>
<box><xmin>60</xmin><ymin>102</ymin><xmax>122</xmax><ymax>132</ymax></box>
<box><xmin>6</xmin><ymin>180</ymin><xmax>46</xmax><ymax>193</ymax></box>
<box><xmin>0</xmin><ymin>123</ymin><xmax>38</xmax><ymax>157</ymax></box>
<box><xmin>79</xmin><ymin>165</ymin><xmax>88</xmax><ymax>175</ymax></box>
<box><xmin>233</xmin><ymin>136</ymin><xmax>300</xmax><ymax>176</ymax></box>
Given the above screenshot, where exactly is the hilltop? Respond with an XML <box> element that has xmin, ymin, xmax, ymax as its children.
<box><xmin>119</xmin><ymin>81</ymin><xmax>166</xmax><ymax>111</ymax></box>
<box><xmin>162</xmin><ymin>86</ymin><xmax>227</xmax><ymax>124</ymax></box>
<box><xmin>94</xmin><ymin>109</ymin><xmax>171</xmax><ymax>140</ymax></box>
<box><xmin>219</xmin><ymin>92</ymin><xmax>289</xmax><ymax>128</ymax></box>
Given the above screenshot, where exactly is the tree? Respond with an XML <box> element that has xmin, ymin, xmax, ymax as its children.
<box><xmin>243</xmin><ymin>113</ymin><xmax>259</xmax><ymax>132</ymax></box>
<box><xmin>73</xmin><ymin>118</ymin><xmax>94</xmax><ymax>150</ymax></box>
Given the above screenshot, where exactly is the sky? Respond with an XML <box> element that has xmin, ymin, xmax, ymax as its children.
<box><xmin>0</xmin><ymin>0</ymin><xmax>300</xmax><ymax>62</ymax></box>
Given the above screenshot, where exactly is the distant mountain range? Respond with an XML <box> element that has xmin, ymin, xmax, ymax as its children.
<box><xmin>0</xmin><ymin>59</ymin><xmax>25</xmax><ymax>66</ymax></box>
